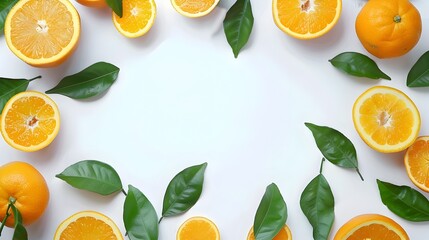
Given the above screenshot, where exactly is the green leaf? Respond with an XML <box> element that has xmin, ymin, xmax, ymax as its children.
<box><xmin>10</xmin><ymin>204</ymin><xmax>28</xmax><ymax>240</ymax></box>
<box><xmin>46</xmin><ymin>62</ymin><xmax>119</xmax><ymax>99</ymax></box>
<box><xmin>223</xmin><ymin>0</ymin><xmax>254</xmax><ymax>58</ymax></box>
<box><xmin>305</xmin><ymin>122</ymin><xmax>363</xmax><ymax>181</ymax></box>
<box><xmin>161</xmin><ymin>162</ymin><xmax>207</xmax><ymax>219</ymax></box>
<box><xmin>329</xmin><ymin>52</ymin><xmax>391</xmax><ymax>80</ymax></box>
<box><xmin>407</xmin><ymin>51</ymin><xmax>429</xmax><ymax>87</ymax></box>
<box><xmin>300</xmin><ymin>174</ymin><xmax>334</xmax><ymax>240</ymax></box>
<box><xmin>0</xmin><ymin>76</ymin><xmax>40</xmax><ymax>114</ymax></box>
<box><xmin>107</xmin><ymin>0</ymin><xmax>123</xmax><ymax>18</ymax></box>
<box><xmin>56</xmin><ymin>160</ymin><xmax>123</xmax><ymax>196</ymax></box>
<box><xmin>377</xmin><ymin>179</ymin><xmax>429</xmax><ymax>222</ymax></box>
<box><xmin>0</xmin><ymin>0</ymin><xmax>18</xmax><ymax>34</ymax></box>
<box><xmin>253</xmin><ymin>183</ymin><xmax>287</xmax><ymax>240</ymax></box>
<box><xmin>124</xmin><ymin>185</ymin><xmax>158</xmax><ymax>240</ymax></box>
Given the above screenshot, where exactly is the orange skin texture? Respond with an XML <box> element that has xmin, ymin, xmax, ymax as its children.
<box><xmin>0</xmin><ymin>162</ymin><xmax>49</xmax><ymax>227</ymax></box>
<box><xmin>355</xmin><ymin>0</ymin><xmax>421</xmax><ymax>59</ymax></box>
<box><xmin>75</xmin><ymin>0</ymin><xmax>108</xmax><ymax>8</ymax></box>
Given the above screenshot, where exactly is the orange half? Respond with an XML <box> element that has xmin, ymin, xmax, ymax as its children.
<box><xmin>113</xmin><ymin>0</ymin><xmax>156</xmax><ymax>38</ymax></box>
<box><xmin>177</xmin><ymin>216</ymin><xmax>220</xmax><ymax>240</ymax></box>
<box><xmin>171</xmin><ymin>0</ymin><xmax>220</xmax><ymax>18</ymax></box>
<box><xmin>405</xmin><ymin>136</ymin><xmax>429</xmax><ymax>192</ymax></box>
<box><xmin>247</xmin><ymin>224</ymin><xmax>292</xmax><ymax>240</ymax></box>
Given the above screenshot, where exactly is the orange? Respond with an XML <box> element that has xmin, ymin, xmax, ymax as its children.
<box><xmin>76</xmin><ymin>0</ymin><xmax>108</xmax><ymax>8</ymax></box>
<box><xmin>355</xmin><ymin>0</ymin><xmax>422</xmax><ymax>59</ymax></box>
<box><xmin>0</xmin><ymin>161</ymin><xmax>49</xmax><ymax>227</ymax></box>
<box><xmin>112</xmin><ymin>0</ymin><xmax>156</xmax><ymax>38</ymax></box>
<box><xmin>54</xmin><ymin>211</ymin><xmax>123</xmax><ymax>240</ymax></box>
<box><xmin>1</xmin><ymin>91</ymin><xmax>61</xmax><ymax>152</ymax></box>
<box><xmin>352</xmin><ymin>86</ymin><xmax>420</xmax><ymax>153</ymax></box>
<box><xmin>4</xmin><ymin>0</ymin><xmax>81</xmax><ymax>67</ymax></box>
<box><xmin>171</xmin><ymin>0</ymin><xmax>220</xmax><ymax>18</ymax></box>
<box><xmin>272</xmin><ymin>0</ymin><xmax>342</xmax><ymax>39</ymax></box>
<box><xmin>177</xmin><ymin>216</ymin><xmax>220</xmax><ymax>240</ymax></box>
<box><xmin>404</xmin><ymin>136</ymin><xmax>429</xmax><ymax>192</ymax></box>
<box><xmin>334</xmin><ymin>214</ymin><xmax>409</xmax><ymax>240</ymax></box>
<box><xmin>247</xmin><ymin>224</ymin><xmax>292</xmax><ymax>240</ymax></box>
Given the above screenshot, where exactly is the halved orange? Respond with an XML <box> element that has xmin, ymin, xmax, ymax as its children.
<box><xmin>4</xmin><ymin>0</ymin><xmax>81</xmax><ymax>67</ymax></box>
<box><xmin>247</xmin><ymin>224</ymin><xmax>292</xmax><ymax>240</ymax></box>
<box><xmin>54</xmin><ymin>211</ymin><xmax>123</xmax><ymax>240</ymax></box>
<box><xmin>405</xmin><ymin>136</ymin><xmax>429</xmax><ymax>192</ymax></box>
<box><xmin>177</xmin><ymin>216</ymin><xmax>220</xmax><ymax>240</ymax></box>
<box><xmin>171</xmin><ymin>0</ymin><xmax>220</xmax><ymax>18</ymax></box>
<box><xmin>113</xmin><ymin>0</ymin><xmax>156</xmax><ymax>38</ymax></box>
<box><xmin>1</xmin><ymin>91</ymin><xmax>60</xmax><ymax>152</ymax></box>
<box><xmin>273</xmin><ymin>0</ymin><xmax>342</xmax><ymax>39</ymax></box>
<box><xmin>334</xmin><ymin>214</ymin><xmax>409</xmax><ymax>240</ymax></box>
<box><xmin>352</xmin><ymin>86</ymin><xmax>420</xmax><ymax>153</ymax></box>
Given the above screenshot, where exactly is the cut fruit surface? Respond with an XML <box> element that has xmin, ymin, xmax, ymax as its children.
<box><xmin>405</xmin><ymin>136</ymin><xmax>429</xmax><ymax>192</ymax></box>
<box><xmin>352</xmin><ymin>86</ymin><xmax>420</xmax><ymax>153</ymax></box>
<box><xmin>177</xmin><ymin>216</ymin><xmax>220</xmax><ymax>240</ymax></box>
<box><xmin>171</xmin><ymin>0</ymin><xmax>219</xmax><ymax>18</ymax></box>
<box><xmin>1</xmin><ymin>91</ymin><xmax>60</xmax><ymax>152</ymax></box>
<box><xmin>273</xmin><ymin>0</ymin><xmax>341</xmax><ymax>39</ymax></box>
<box><xmin>113</xmin><ymin>0</ymin><xmax>156</xmax><ymax>38</ymax></box>
<box><xmin>247</xmin><ymin>224</ymin><xmax>292</xmax><ymax>240</ymax></box>
<box><xmin>54</xmin><ymin>211</ymin><xmax>123</xmax><ymax>240</ymax></box>
<box><xmin>4</xmin><ymin>0</ymin><xmax>81</xmax><ymax>67</ymax></box>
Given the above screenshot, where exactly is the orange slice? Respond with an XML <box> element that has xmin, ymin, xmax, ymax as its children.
<box><xmin>177</xmin><ymin>216</ymin><xmax>220</xmax><ymax>240</ymax></box>
<box><xmin>1</xmin><ymin>91</ymin><xmax>60</xmax><ymax>152</ymax></box>
<box><xmin>112</xmin><ymin>0</ymin><xmax>156</xmax><ymax>38</ymax></box>
<box><xmin>54</xmin><ymin>211</ymin><xmax>123</xmax><ymax>240</ymax></box>
<box><xmin>171</xmin><ymin>0</ymin><xmax>220</xmax><ymax>18</ymax></box>
<box><xmin>352</xmin><ymin>86</ymin><xmax>420</xmax><ymax>153</ymax></box>
<box><xmin>405</xmin><ymin>136</ymin><xmax>429</xmax><ymax>192</ymax></box>
<box><xmin>272</xmin><ymin>0</ymin><xmax>342</xmax><ymax>39</ymax></box>
<box><xmin>4</xmin><ymin>0</ymin><xmax>81</xmax><ymax>67</ymax></box>
<box><xmin>247</xmin><ymin>225</ymin><xmax>292</xmax><ymax>240</ymax></box>
<box><xmin>76</xmin><ymin>0</ymin><xmax>108</xmax><ymax>8</ymax></box>
<box><xmin>334</xmin><ymin>214</ymin><xmax>409</xmax><ymax>240</ymax></box>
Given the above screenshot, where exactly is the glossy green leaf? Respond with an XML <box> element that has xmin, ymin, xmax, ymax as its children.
<box><xmin>0</xmin><ymin>0</ymin><xmax>18</xmax><ymax>34</ymax></box>
<box><xmin>407</xmin><ymin>51</ymin><xmax>429</xmax><ymax>87</ymax></box>
<box><xmin>300</xmin><ymin>174</ymin><xmax>334</xmax><ymax>240</ymax></box>
<box><xmin>329</xmin><ymin>52</ymin><xmax>391</xmax><ymax>80</ymax></box>
<box><xmin>0</xmin><ymin>76</ymin><xmax>40</xmax><ymax>114</ymax></box>
<box><xmin>46</xmin><ymin>62</ymin><xmax>119</xmax><ymax>99</ymax></box>
<box><xmin>253</xmin><ymin>183</ymin><xmax>287</xmax><ymax>240</ymax></box>
<box><xmin>223</xmin><ymin>0</ymin><xmax>254</xmax><ymax>58</ymax></box>
<box><xmin>161</xmin><ymin>163</ymin><xmax>207</xmax><ymax>219</ymax></box>
<box><xmin>10</xmin><ymin>204</ymin><xmax>28</xmax><ymax>240</ymax></box>
<box><xmin>377</xmin><ymin>179</ymin><xmax>429</xmax><ymax>222</ymax></box>
<box><xmin>305</xmin><ymin>122</ymin><xmax>363</xmax><ymax>181</ymax></box>
<box><xmin>56</xmin><ymin>160</ymin><xmax>123</xmax><ymax>196</ymax></box>
<box><xmin>106</xmin><ymin>0</ymin><xmax>123</xmax><ymax>18</ymax></box>
<box><xmin>124</xmin><ymin>185</ymin><xmax>158</xmax><ymax>240</ymax></box>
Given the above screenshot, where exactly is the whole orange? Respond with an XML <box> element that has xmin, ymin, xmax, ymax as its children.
<box><xmin>75</xmin><ymin>0</ymin><xmax>108</xmax><ymax>8</ymax></box>
<box><xmin>0</xmin><ymin>162</ymin><xmax>49</xmax><ymax>227</ymax></box>
<box><xmin>355</xmin><ymin>0</ymin><xmax>421</xmax><ymax>58</ymax></box>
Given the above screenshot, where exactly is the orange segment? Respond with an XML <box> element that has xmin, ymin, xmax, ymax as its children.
<box><xmin>352</xmin><ymin>86</ymin><xmax>420</xmax><ymax>153</ymax></box>
<box><xmin>177</xmin><ymin>216</ymin><xmax>220</xmax><ymax>240</ymax></box>
<box><xmin>247</xmin><ymin>225</ymin><xmax>292</xmax><ymax>240</ymax></box>
<box><xmin>171</xmin><ymin>0</ymin><xmax>220</xmax><ymax>18</ymax></box>
<box><xmin>405</xmin><ymin>136</ymin><xmax>429</xmax><ymax>192</ymax></box>
<box><xmin>272</xmin><ymin>0</ymin><xmax>341</xmax><ymax>39</ymax></box>
<box><xmin>1</xmin><ymin>91</ymin><xmax>60</xmax><ymax>152</ymax></box>
<box><xmin>113</xmin><ymin>0</ymin><xmax>156</xmax><ymax>38</ymax></box>
<box><xmin>4</xmin><ymin>0</ymin><xmax>80</xmax><ymax>67</ymax></box>
<box><xmin>54</xmin><ymin>211</ymin><xmax>123</xmax><ymax>240</ymax></box>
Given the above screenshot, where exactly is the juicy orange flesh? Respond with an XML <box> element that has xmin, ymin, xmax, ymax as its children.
<box><xmin>59</xmin><ymin>216</ymin><xmax>118</xmax><ymax>240</ymax></box>
<box><xmin>249</xmin><ymin>227</ymin><xmax>290</xmax><ymax>240</ymax></box>
<box><xmin>174</xmin><ymin>0</ymin><xmax>215</xmax><ymax>14</ymax></box>
<box><xmin>4</xmin><ymin>96</ymin><xmax>57</xmax><ymax>147</ymax></box>
<box><xmin>276</xmin><ymin>0</ymin><xmax>338</xmax><ymax>34</ymax></box>
<box><xmin>407</xmin><ymin>139</ymin><xmax>429</xmax><ymax>187</ymax></box>
<box><xmin>10</xmin><ymin>0</ymin><xmax>74</xmax><ymax>59</ymax></box>
<box><xmin>114</xmin><ymin>0</ymin><xmax>153</xmax><ymax>33</ymax></box>
<box><xmin>359</xmin><ymin>93</ymin><xmax>413</xmax><ymax>145</ymax></box>
<box><xmin>179</xmin><ymin>219</ymin><xmax>217</xmax><ymax>240</ymax></box>
<box><xmin>346</xmin><ymin>223</ymin><xmax>402</xmax><ymax>240</ymax></box>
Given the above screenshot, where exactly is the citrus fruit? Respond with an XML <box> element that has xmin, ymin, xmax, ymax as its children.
<box><xmin>1</xmin><ymin>91</ymin><xmax>61</xmax><ymax>152</ymax></box>
<box><xmin>355</xmin><ymin>0</ymin><xmax>422</xmax><ymax>59</ymax></box>
<box><xmin>352</xmin><ymin>86</ymin><xmax>420</xmax><ymax>153</ymax></box>
<box><xmin>247</xmin><ymin>225</ymin><xmax>292</xmax><ymax>240</ymax></box>
<box><xmin>404</xmin><ymin>136</ymin><xmax>429</xmax><ymax>192</ymax></box>
<box><xmin>334</xmin><ymin>214</ymin><xmax>409</xmax><ymax>240</ymax></box>
<box><xmin>4</xmin><ymin>0</ymin><xmax>81</xmax><ymax>67</ymax></box>
<box><xmin>113</xmin><ymin>0</ymin><xmax>156</xmax><ymax>38</ymax></box>
<box><xmin>272</xmin><ymin>0</ymin><xmax>342</xmax><ymax>39</ymax></box>
<box><xmin>0</xmin><ymin>161</ymin><xmax>49</xmax><ymax>227</ymax></box>
<box><xmin>76</xmin><ymin>0</ymin><xmax>108</xmax><ymax>8</ymax></box>
<box><xmin>54</xmin><ymin>211</ymin><xmax>123</xmax><ymax>240</ymax></box>
<box><xmin>177</xmin><ymin>216</ymin><xmax>220</xmax><ymax>240</ymax></box>
<box><xmin>171</xmin><ymin>0</ymin><xmax>220</xmax><ymax>18</ymax></box>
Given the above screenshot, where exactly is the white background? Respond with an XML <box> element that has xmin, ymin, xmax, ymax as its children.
<box><xmin>1</xmin><ymin>0</ymin><xmax>429</xmax><ymax>239</ymax></box>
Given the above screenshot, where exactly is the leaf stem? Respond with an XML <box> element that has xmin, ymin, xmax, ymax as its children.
<box><xmin>158</xmin><ymin>216</ymin><xmax>164</xmax><ymax>224</ymax></box>
<box><xmin>319</xmin><ymin>158</ymin><xmax>326</xmax><ymax>174</ymax></box>
<box><xmin>121</xmin><ymin>189</ymin><xmax>127</xmax><ymax>196</ymax></box>
<box><xmin>356</xmin><ymin>168</ymin><xmax>364</xmax><ymax>181</ymax></box>
<box><xmin>0</xmin><ymin>203</ymin><xmax>12</xmax><ymax>236</ymax></box>
<box><xmin>28</xmin><ymin>76</ymin><xmax>42</xmax><ymax>82</ymax></box>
